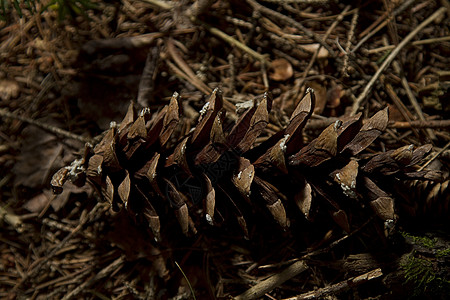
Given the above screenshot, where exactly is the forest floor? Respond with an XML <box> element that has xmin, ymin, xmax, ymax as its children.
<box><xmin>1</xmin><ymin>0</ymin><xmax>449</xmax><ymax>299</ymax></box>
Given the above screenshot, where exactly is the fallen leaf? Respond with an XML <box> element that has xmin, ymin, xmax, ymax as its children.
<box><xmin>0</xmin><ymin>79</ymin><xmax>20</xmax><ymax>101</ymax></box>
<box><xmin>298</xmin><ymin>44</ymin><xmax>329</xmax><ymax>59</ymax></box>
<box><xmin>269</xmin><ymin>58</ymin><xmax>293</xmax><ymax>81</ymax></box>
<box><xmin>308</xmin><ymin>82</ymin><xmax>326</xmax><ymax>114</ymax></box>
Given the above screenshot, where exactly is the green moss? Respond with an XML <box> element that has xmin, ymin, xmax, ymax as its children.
<box><xmin>436</xmin><ymin>248</ymin><xmax>450</xmax><ymax>258</ymax></box>
<box><xmin>401</xmin><ymin>254</ymin><xmax>450</xmax><ymax>297</ymax></box>
<box><xmin>1</xmin><ymin>0</ymin><xmax>97</xmax><ymax>22</ymax></box>
<box><xmin>401</xmin><ymin>232</ymin><xmax>437</xmax><ymax>248</ymax></box>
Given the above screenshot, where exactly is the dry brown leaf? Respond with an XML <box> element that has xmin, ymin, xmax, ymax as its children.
<box><xmin>269</xmin><ymin>58</ymin><xmax>293</xmax><ymax>81</ymax></box>
<box><xmin>23</xmin><ymin>192</ymin><xmax>50</xmax><ymax>213</ymax></box>
<box><xmin>308</xmin><ymin>82</ymin><xmax>327</xmax><ymax>114</ymax></box>
<box><xmin>326</xmin><ymin>83</ymin><xmax>345</xmax><ymax>111</ymax></box>
<box><xmin>0</xmin><ymin>79</ymin><xmax>20</xmax><ymax>101</ymax></box>
<box><xmin>391</xmin><ymin>145</ymin><xmax>413</xmax><ymax>166</ymax></box>
<box><xmin>13</xmin><ymin>125</ymin><xmax>79</xmax><ymax>189</ymax></box>
<box><xmin>298</xmin><ymin>44</ymin><xmax>329</xmax><ymax>59</ymax></box>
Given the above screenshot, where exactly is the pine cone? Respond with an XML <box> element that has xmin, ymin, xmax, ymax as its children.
<box><xmin>51</xmin><ymin>88</ymin><xmax>443</xmax><ymax>241</ymax></box>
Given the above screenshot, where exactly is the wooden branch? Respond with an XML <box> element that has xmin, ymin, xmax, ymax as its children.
<box><xmin>283</xmin><ymin>268</ymin><xmax>383</xmax><ymax>300</ymax></box>
<box><xmin>306</xmin><ymin>118</ymin><xmax>450</xmax><ymax>130</ymax></box>
<box><xmin>350</xmin><ymin>7</ymin><xmax>448</xmax><ymax>115</ymax></box>
<box><xmin>234</xmin><ymin>261</ymin><xmax>309</xmax><ymax>300</ymax></box>
<box><xmin>0</xmin><ymin>108</ymin><xmax>91</xmax><ymax>143</ymax></box>
<box><xmin>246</xmin><ymin>0</ymin><xmax>335</xmax><ymax>57</ymax></box>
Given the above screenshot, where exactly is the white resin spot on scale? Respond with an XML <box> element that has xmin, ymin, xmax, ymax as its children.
<box><xmin>199</xmin><ymin>102</ymin><xmax>210</xmax><ymax>116</ymax></box>
<box><xmin>206</xmin><ymin>214</ymin><xmax>213</xmax><ymax>224</ymax></box>
<box><xmin>280</xmin><ymin>134</ymin><xmax>289</xmax><ymax>152</ymax></box>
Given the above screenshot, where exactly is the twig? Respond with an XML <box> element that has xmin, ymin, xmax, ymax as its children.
<box><xmin>234</xmin><ymin>261</ymin><xmax>309</xmax><ymax>300</ymax></box>
<box><xmin>0</xmin><ymin>205</ymin><xmax>23</xmax><ymax>233</ymax></box>
<box><xmin>393</xmin><ymin>61</ymin><xmax>437</xmax><ymax>140</ymax></box>
<box><xmin>140</xmin><ymin>0</ymin><xmax>172</xmax><ymax>10</ymax></box>
<box><xmin>166</xmin><ymin>38</ymin><xmax>213</xmax><ymax>94</ymax></box>
<box><xmin>341</xmin><ymin>8</ymin><xmax>358</xmax><ymax>77</ymax></box>
<box><xmin>137</xmin><ymin>46</ymin><xmax>159</xmax><ymax>107</ymax></box>
<box><xmin>418</xmin><ymin>141</ymin><xmax>450</xmax><ymax>171</ymax></box>
<box><xmin>192</xmin><ymin>17</ymin><xmax>270</xmax><ymax>65</ymax></box>
<box><xmin>296</xmin><ymin>5</ymin><xmax>350</xmax><ymax>101</ymax></box>
<box><xmin>284</xmin><ymin>268</ymin><xmax>383</xmax><ymax>300</ymax></box>
<box><xmin>366</xmin><ymin>36</ymin><xmax>450</xmax><ymax>54</ymax></box>
<box><xmin>351</xmin><ymin>0</ymin><xmax>416</xmax><ymax>54</ymax></box>
<box><xmin>62</xmin><ymin>256</ymin><xmax>125</xmax><ymax>300</ymax></box>
<box><xmin>0</xmin><ymin>108</ymin><xmax>91</xmax><ymax>143</ymax></box>
<box><xmin>246</xmin><ymin>0</ymin><xmax>336</xmax><ymax>57</ymax></box>
<box><xmin>140</xmin><ymin>0</ymin><xmax>269</xmax><ymax>64</ymax></box>
<box><xmin>350</xmin><ymin>7</ymin><xmax>448</xmax><ymax>115</ymax></box>
<box><xmin>306</xmin><ymin>117</ymin><xmax>450</xmax><ymax>130</ymax></box>
<box><xmin>228</xmin><ymin>53</ymin><xmax>236</xmax><ymax>96</ymax></box>
<box><xmin>12</xmin><ymin>203</ymin><xmax>107</xmax><ymax>292</ymax></box>
<box><xmin>382</xmin><ymin>79</ymin><xmax>421</xmax><ymax>140</ymax></box>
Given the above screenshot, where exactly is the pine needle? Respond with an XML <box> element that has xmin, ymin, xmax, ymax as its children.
<box><xmin>175</xmin><ymin>261</ymin><xmax>197</xmax><ymax>300</ymax></box>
